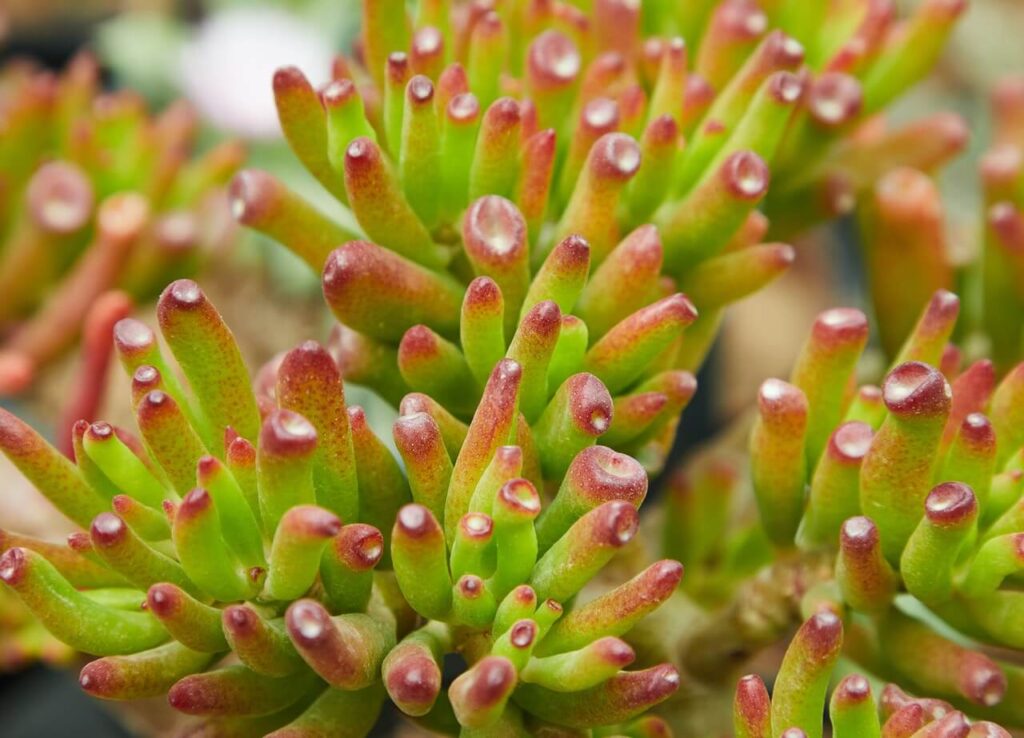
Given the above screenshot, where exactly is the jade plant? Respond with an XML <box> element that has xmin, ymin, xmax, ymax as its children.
<box><xmin>650</xmin><ymin>291</ymin><xmax>1023</xmax><ymax>735</ymax></box>
<box><xmin>732</xmin><ymin>610</ymin><xmax>1012</xmax><ymax>737</ymax></box>
<box><xmin>0</xmin><ymin>280</ymin><xmax>688</xmax><ymax>735</ymax></box>
<box><xmin>0</xmin><ymin>52</ymin><xmax>242</xmax><ymax>394</ymax></box>
<box><xmin>232</xmin><ymin>0</ymin><xmax>966</xmax><ymax>383</ymax></box>
<box><xmin>855</xmin><ymin>74</ymin><xmax>1024</xmax><ymax>370</ymax></box>
<box><xmin>0</xmin><ymin>0</ymin><xmax>984</xmax><ymax>735</ymax></box>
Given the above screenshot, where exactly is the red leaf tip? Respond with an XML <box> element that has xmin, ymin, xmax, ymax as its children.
<box><xmin>497</xmin><ymin>479</ymin><xmax>542</xmax><ymax>517</ymax></box>
<box><xmin>830</xmin><ymin>421</ymin><xmax>874</xmax><ymax>462</ymax></box>
<box><xmin>882</xmin><ymin>362</ymin><xmax>952</xmax><ymax>416</ymax></box>
<box><xmin>286</xmin><ymin>599</ymin><xmax>329</xmax><ymax>643</ymax></box>
<box><xmin>90</xmin><ymin>513</ymin><xmax>126</xmax><ymax>546</ymax></box>
<box><xmin>924</xmin><ymin>481</ymin><xmax>977</xmax><ymax>525</ymax></box>
<box><xmin>528</xmin><ymin>30</ymin><xmax>581</xmax><ymax>87</ymax></box>
<box><xmin>841</xmin><ymin>515</ymin><xmax>879</xmax><ymax>551</ymax></box>
<box><xmin>509</xmin><ymin>619</ymin><xmax>538</xmax><ymax>648</ymax></box>
<box><xmin>0</xmin><ymin>547</ymin><xmax>27</xmax><ymax>586</ymax></box>
<box><xmin>397</xmin><ymin>504</ymin><xmax>440</xmax><ymax>538</ymax></box>
<box><xmin>723</xmin><ymin>150</ymin><xmax>770</xmax><ymax>200</ymax></box>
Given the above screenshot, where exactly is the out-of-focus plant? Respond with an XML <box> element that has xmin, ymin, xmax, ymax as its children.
<box><xmin>0</xmin><ymin>281</ymin><xmax>683</xmax><ymax>735</ymax></box>
<box><xmin>0</xmin><ymin>53</ymin><xmax>242</xmax><ymax>395</ymax></box>
<box><xmin>97</xmin><ymin>3</ymin><xmax>356</xmax><ymax>296</ymax></box>
<box><xmin>96</xmin><ymin>2</ymin><xmax>354</xmax><ymax>118</ymax></box>
<box><xmin>857</xmin><ymin>75</ymin><xmax>1024</xmax><ymax>372</ymax></box>
<box><xmin>758</xmin><ymin>0</ymin><xmax>971</xmax><ymax>237</ymax></box>
<box><xmin>649</xmin><ymin>291</ymin><xmax>1023</xmax><ymax>735</ymax></box>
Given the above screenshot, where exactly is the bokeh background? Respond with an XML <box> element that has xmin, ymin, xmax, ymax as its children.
<box><xmin>1</xmin><ymin>0</ymin><xmax>1022</xmax><ymax>735</ymax></box>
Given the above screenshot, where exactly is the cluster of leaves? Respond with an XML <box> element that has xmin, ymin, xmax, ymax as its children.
<box><xmin>733</xmin><ymin>610</ymin><xmax>1011</xmax><ymax>737</ymax></box>
<box><xmin>0</xmin><ymin>52</ymin><xmax>241</xmax><ymax>394</ymax></box>
<box><xmin>234</xmin><ymin>0</ymin><xmax>967</xmax><ymax>391</ymax></box>
<box><xmin>0</xmin><ymin>279</ymin><xmax>688</xmax><ymax>736</ymax></box>
<box><xmin>659</xmin><ymin>291</ymin><xmax>1024</xmax><ymax>734</ymax></box>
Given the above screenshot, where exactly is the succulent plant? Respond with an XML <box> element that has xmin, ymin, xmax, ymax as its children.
<box><xmin>0</xmin><ymin>0</ymin><xmax>978</xmax><ymax>734</ymax></box>
<box><xmin>0</xmin><ymin>280</ymin><xmax>690</xmax><ymax>735</ymax></box>
<box><xmin>231</xmin><ymin>0</ymin><xmax>966</xmax><ymax>389</ymax></box>
<box><xmin>733</xmin><ymin>610</ymin><xmax>1012</xmax><ymax>738</ymax></box>
<box><xmin>647</xmin><ymin>290</ymin><xmax>1022</xmax><ymax>734</ymax></box>
<box><xmin>853</xmin><ymin>74</ymin><xmax>1024</xmax><ymax>373</ymax></box>
<box><xmin>0</xmin><ymin>52</ymin><xmax>242</xmax><ymax>395</ymax></box>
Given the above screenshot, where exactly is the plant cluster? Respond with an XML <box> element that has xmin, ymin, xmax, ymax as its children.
<box><xmin>732</xmin><ymin>610</ymin><xmax>1011</xmax><ymax>737</ymax></box>
<box><xmin>0</xmin><ymin>52</ymin><xmax>241</xmax><ymax>395</ymax></box>
<box><xmin>0</xmin><ymin>280</ymin><xmax>682</xmax><ymax>736</ymax></box>
<box><xmin>0</xmin><ymin>0</ymin><xmax>1011</xmax><ymax>737</ymax></box>
<box><xmin>655</xmin><ymin>291</ymin><xmax>1022</xmax><ymax>735</ymax></box>
<box><xmin>234</xmin><ymin>0</ymin><xmax>967</xmax><ymax>387</ymax></box>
